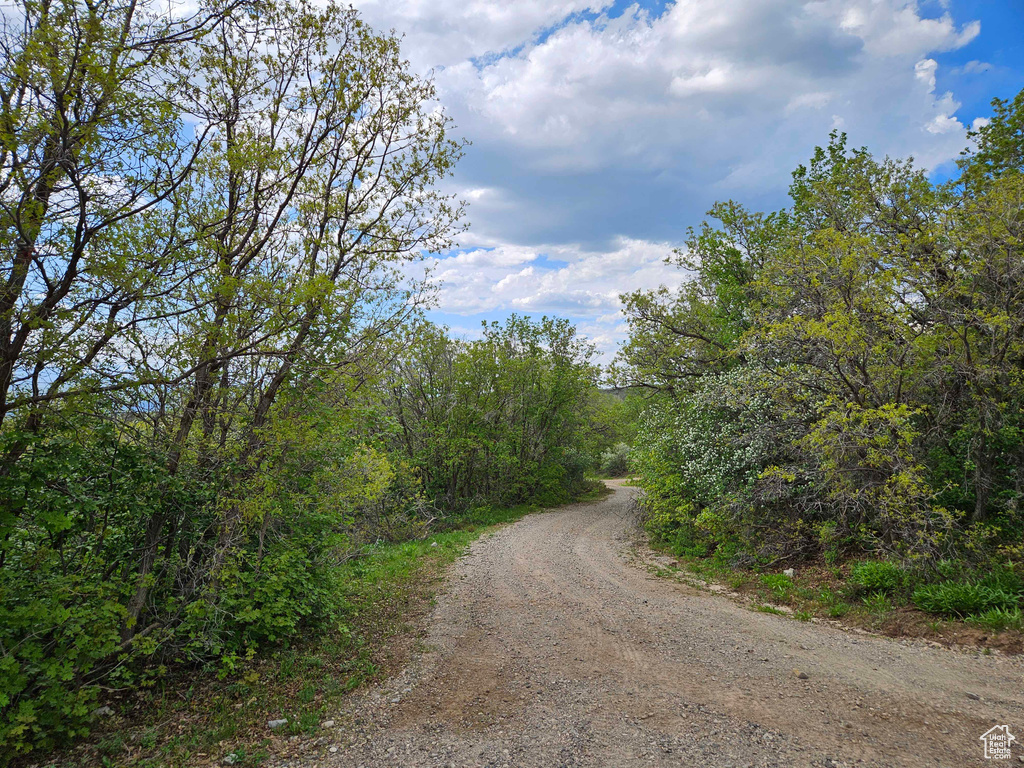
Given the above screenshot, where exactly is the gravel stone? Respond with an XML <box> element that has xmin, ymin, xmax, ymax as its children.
<box><xmin>269</xmin><ymin>481</ymin><xmax>1024</xmax><ymax>768</ymax></box>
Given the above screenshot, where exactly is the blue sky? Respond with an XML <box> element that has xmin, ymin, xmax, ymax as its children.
<box><xmin>930</xmin><ymin>1</ymin><xmax>1023</xmax><ymax>119</ymax></box>
<box><xmin>351</xmin><ymin>0</ymin><xmax>1024</xmax><ymax>359</ymax></box>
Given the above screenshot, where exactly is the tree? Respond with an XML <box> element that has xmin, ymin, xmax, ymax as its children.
<box><xmin>385</xmin><ymin>317</ymin><xmax>600</xmax><ymax>509</ymax></box>
<box><xmin>0</xmin><ymin>0</ymin><xmax>232</xmax><ymax>434</ymax></box>
<box><xmin>118</xmin><ymin>0</ymin><xmax>464</xmax><ymax>637</ymax></box>
<box><xmin>619</xmin><ymin>107</ymin><xmax>1024</xmax><ymax>566</ymax></box>
<box><xmin>959</xmin><ymin>90</ymin><xmax>1024</xmax><ymax>191</ymax></box>
<box><xmin>0</xmin><ymin>0</ymin><xmax>465</xmax><ymax>751</ymax></box>
<box><xmin>614</xmin><ymin>201</ymin><xmax>782</xmax><ymax>392</ymax></box>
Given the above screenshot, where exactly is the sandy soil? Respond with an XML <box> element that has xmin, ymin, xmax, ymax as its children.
<box><xmin>279</xmin><ymin>481</ymin><xmax>1024</xmax><ymax>768</ymax></box>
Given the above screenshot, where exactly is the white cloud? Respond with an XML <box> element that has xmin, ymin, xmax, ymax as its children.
<box><xmin>961</xmin><ymin>59</ymin><xmax>992</xmax><ymax>75</ymax></box>
<box><xmin>352</xmin><ymin>0</ymin><xmax>985</xmax><ymax>358</ymax></box>
<box><xmin>426</xmin><ymin>238</ymin><xmax>682</xmax><ymax>314</ymax></box>
<box><xmin>927</xmin><ymin>113</ymin><xmax>961</xmax><ymax>134</ymax></box>
<box><xmin>353</xmin><ymin>0</ymin><xmax>612</xmax><ymax>68</ymax></box>
<box><xmin>786</xmin><ymin>91</ymin><xmax>833</xmax><ymax>113</ymax></box>
<box><xmin>434</xmin><ymin>2</ymin><xmax>977</xmax><ymax>180</ymax></box>
<box><xmin>915</xmin><ymin>58</ymin><xmax>939</xmax><ymax>89</ymax></box>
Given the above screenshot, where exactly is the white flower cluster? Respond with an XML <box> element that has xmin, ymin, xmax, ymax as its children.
<box><xmin>632</xmin><ymin>367</ymin><xmax>778</xmax><ymax>508</ymax></box>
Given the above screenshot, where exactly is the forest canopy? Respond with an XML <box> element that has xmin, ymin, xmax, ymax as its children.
<box><xmin>2</xmin><ymin>0</ymin><xmax>1022</xmax><ymax>755</ymax></box>
<box><xmin>0</xmin><ymin>0</ymin><xmax>607</xmax><ymax>754</ymax></box>
<box><xmin>617</xmin><ymin>90</ymin><xmax>1024</xmax><ymax>575</ymax></box>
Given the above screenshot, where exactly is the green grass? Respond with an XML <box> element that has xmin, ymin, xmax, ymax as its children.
<box><xmin>861</xmin><ymin>591</ymin><xmax>894</xmax><ymax>616</ymax></box>
<box><xmin>50</xmin><ymin>499</ymin><xmax>554</xmax><ymax>768</ymax></box>
<box><xmin>849</xmin><ymin>560</ymin><xmax>906</xmax><ymax>594</ymax></box>
<box><xmin>644</xmin><ymin>534</ymin><xmax>1023</xmax><ymax>642</ymax></box>
<box><xmin>809</xmin><ymin>584</ymin><xmax>852</xmax><ymax>618</ymax></box>
<box><xmin>912</xmin><ymin>580</ymin><xmax>1021</xmax><ymax>619</ymax></box>
<box><xmin>968</xmin><ymin>607</ymin><xmax>1024</xmax><ymax>632</ymax></box>
<box><xmin>759</xmin><ymin>573</ymin><xmax>795</xmax><ymax>600</ymax></box>
<box><xmin>667</xmin><ymin>550</ymin><xmax>734</xmax><ymax>584</ymax></box>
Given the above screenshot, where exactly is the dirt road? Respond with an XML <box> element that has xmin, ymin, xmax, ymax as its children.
<box><xmin>294</xmin><ymin>481</ymin><xmax>1024</xmax><ymax>767</ymax></box>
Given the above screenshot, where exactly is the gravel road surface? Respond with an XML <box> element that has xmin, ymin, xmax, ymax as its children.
<box><xmin>280</xmin><ymin>481</ymin><xmax>1024</xmax><ymax>767</ymax></box>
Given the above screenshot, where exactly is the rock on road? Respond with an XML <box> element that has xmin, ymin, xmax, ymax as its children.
<box><xmin>285</xmin><ymin>481</ymin><xmax>1024</xmax><ymax>767</ymax></box>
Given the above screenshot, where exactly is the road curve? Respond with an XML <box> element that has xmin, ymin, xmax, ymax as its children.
<box><xmin>289</xmin><ymin>481</ymin><xmax>1024</xmax><ymax>768</ymax></box>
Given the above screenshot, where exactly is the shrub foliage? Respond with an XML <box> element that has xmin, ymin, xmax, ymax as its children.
<box><xmin>618</xmin><ymin>92</ymin><xmax>1024</xmax><ymax>589</ymax></box>
<box><xmin>0</xmin><ymin>0</ymin><xmax>603</xmax><ymax>755</ymax></box>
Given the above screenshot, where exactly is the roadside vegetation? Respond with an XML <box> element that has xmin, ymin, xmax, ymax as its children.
<box><xmin>3</xmin><ymin>0</ymin><xmax>1021</xmax><ymax>757</ymax></box>
<box><xmin>42</xmin><ymin>500</ymin><xmax>568</xmax><ymax>767</ymax></box>
<box><xmin>617</xmin><ymin>90</ymin><xmax>1024</xmax><ymax>644</ymax></box>
<box><xmin>649</xmin><ymin>546</ymin><xmax>1023</xmax><ymax>653</ymax></box>
<box><xmin>0</xmin><ymin>0</ymin><xmax>621</xmax><ymax>760</ymax></box>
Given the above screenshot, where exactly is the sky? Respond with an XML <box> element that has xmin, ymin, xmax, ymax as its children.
<box><xmin>349</xmin><ymin>0</ymin><xmax>1024</xmax><ymax>361</ymax></box>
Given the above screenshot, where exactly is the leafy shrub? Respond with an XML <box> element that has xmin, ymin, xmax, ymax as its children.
<box><xmin>827</xmin><ymin>602</ymin><xmax>852</xmax><ymax>618</ymax></box>
<box><xmin>760</xmin><ymin>573</ymin><xmax>794</xmax><ymax>599</ymax></box>
<box><xmin>0</xmin><ymin>579</ymin><xmax>129</xmax><ymax>753</ymax></box>
<box><xmin>557</xmin><ymin>446</ymin><xmax>597</xmax><ymax>499</ymax></box>
<box><xmin>849</xmin><ymin>560</ymin><xmax>906</xmax><ymax>594</ymax></box>
<box><xmin>641</xmin><ymin>497</ymin><xmax>706</xmax><ymax>557</ymax></box>
<box><xmin>977</xmin><ymin>566</ymin><xmax>1024</xmax><ymax>595</ymax></box>
<box><xmin>599</xmin><ymin>443</ymin><xmax>630</xmax><ymax>477</ymax></box>
<box><xmin>0</xmin><ymin>425</ymin><xmax>188</xmax><ymax>753</ymax></box>
<box><xmin>621</xmin><ymin>124</ymin><xmax>1024</xmax><ymax>571</ymax></box>
<box><xmin>968</xmin><ymin>607</ymin><xmax>1023</xmax><ymax>632</ymax></box>
<box><xmin>861</xmin><ymin>591</ymin><xmax>894</xmax><ymax>615</ymax></box>
<box><xmin>912</xmin><ymin>580</ymin><xmax>1021</xmax><ymax>618</ymax></box>
<box><xmin>0</xmin><ymin>420</ymin><xmax>434</xmax><ymax>754</ymax></box>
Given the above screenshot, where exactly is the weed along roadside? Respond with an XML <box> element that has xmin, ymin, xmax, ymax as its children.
<box><xmin>643</xmin><ymin>539</ymin><xmax>1024</xmax><ymax>655</ymax></box>
<box><xmin>43</xmin><ymin>499</ymin><xmax>596</xmax><ymax>767</ymax></box>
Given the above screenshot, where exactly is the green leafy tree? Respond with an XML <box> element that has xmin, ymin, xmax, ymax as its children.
<box><xmin>386</xmin><ymin>317</ymin><xmax>601</xmax><ymax>509</ymax></box>
<box><xmin>0</xmin><ymin>0</ymin><xmax>464</xmax><ymax>753</ymax></box>
<box><xmin>620</xmin><ymin>94</ymin><xmax>1024</xmax><ymax>568</ymax></box>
